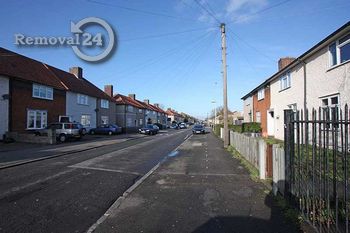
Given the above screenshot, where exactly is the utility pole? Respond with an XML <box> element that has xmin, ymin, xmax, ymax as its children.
<box><xmin>221</xmin><ymin>23</ymin><xmax>229</xmax><ymax>148</ymax></box>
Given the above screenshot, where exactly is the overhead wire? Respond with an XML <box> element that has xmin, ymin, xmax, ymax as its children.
<box><xmin>193</xmin><ymin>0</ymin><xmax>221</xmax><ymax>24</ymax></box>
<box><xmin>114</xmin><ymin>29</ymin><xmax>217</xmax><ymax>78</ymax></box>
<box><xmin>86</xmin><ymin>0</ymin><xmax>198</xmax><ymax>22</ymax></box>
<box><xmin>120</xmin><ymin>26</ymin><xmax>216</xmax><ymax>42</ymax></box>
<box><xmin>226</xmin><ymin>0</ymin><xmax>293</xmax><ymax>25</ymax></box>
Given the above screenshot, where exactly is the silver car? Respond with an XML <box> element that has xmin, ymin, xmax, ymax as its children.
<box><xmin>35</xmin><ymin>122</ymin><xmax>83</xmax><ymax>142</ymax></box>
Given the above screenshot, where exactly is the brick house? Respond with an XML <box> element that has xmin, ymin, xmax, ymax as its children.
<box><xmin>0</xmin><ymin>47</ymin><xmax>66</xmax><ymax>136</ymax></box>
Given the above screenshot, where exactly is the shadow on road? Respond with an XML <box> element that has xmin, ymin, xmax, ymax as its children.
<box><xmin>192</xmin><ymin>188</ymin><xmax>301</xmax><ymax>233</ymax></box>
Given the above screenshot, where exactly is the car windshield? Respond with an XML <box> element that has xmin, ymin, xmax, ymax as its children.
<box><xmin>193</xmin><ymin>125</ymin><xmax>203</xmax><ymax>129</ymax></box>
<box><xmin>146</xmin><ymin>125</ymin><xmax>153</xmax><ymax>129</ymax></box>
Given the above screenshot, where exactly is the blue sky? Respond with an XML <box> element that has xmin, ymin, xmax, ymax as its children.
<box><xmin>0</xmin><ymin>0</ymin><xmax>349</xmax><ymax>119</ymax></box>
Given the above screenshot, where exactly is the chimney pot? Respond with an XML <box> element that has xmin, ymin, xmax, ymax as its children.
<box><xmin>104</xmin><ymin>85</ymin><xmax>113</xmax><ymax>97</ymax></box>
<box><xmin>144</xmin><ymin>99</ymin><xmax>150</xmax><ymax>105</ymax></box>
<box><xmin>69</xmin><ymin>67</ymin><xmax>83</xmax><ymax>79</ymax></box>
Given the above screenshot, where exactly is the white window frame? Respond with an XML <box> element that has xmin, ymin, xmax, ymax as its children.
<box><xmin>256</xmin><ymin>111</ymin><xmax>261</xmax><ymax>123</ymax></box>
<box><xmin>329</xmin><ymin>33</ymin><xmax>350</xmax><ymax>67</ymax></box>
<box><xmin>101</xmin><ymin>116</ymin><xmax>109</xmax><ymax>124</ymax></box>
<box><xmin>27</xmin><ymin>109</ymin><xmax>47</xmax><ymax>129</ymax></box>
<box><xmin>77</xmin><ymin>94</ymin><xmax>88</xmax><ymax>105</ymax></box>
<box><xmin>81</xmin><ymin>114</ymin><xmax>91</xmax><ymax>127</ymax></box>
<box><xmin>138</xmin><ymin>108</ymin><xmax>143</xmax><ymax>113</ymax></box>
<box><xmin>32</xmin><ymin>84</ymin><xmax>53</xmax><ymax>100</ymax></box>
<box><xmin>257</xmin><ymin>88</ymin><xmax>265</xmax><ymax>101</ymax></box>
<box><xmin>101</xmin><ymin>99</ymin><xmax>109</xmax><ymax>109</ymax></box>
<box><xmin>127</xmin><ymin>105</ymin><xmax>134</xmax><ymax>112</ymax></box>
<box><xmin>280</xmin><ymin>72</ymin><xmax>291</xmax><ymax>91</ymax></box>
<box><xmin>321</xmin><ymin>94</ymin><xmax>340</xmax><ymax>109</ymax></box>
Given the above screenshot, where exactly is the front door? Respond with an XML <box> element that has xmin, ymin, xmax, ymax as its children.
<box><xmin>267</xmin><ymin>110</ymin><xmax>274</xmax><ymax>136</ymax></box>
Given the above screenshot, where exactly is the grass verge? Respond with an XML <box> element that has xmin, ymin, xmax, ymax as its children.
<box><xmin>226</xmin><ymin>145</ymin><xmax>305</xmax><ymax>232</ymax></box>
<box><xmin>227</xmin><ymin>145</ymin><xmax>259</xmax><ymax>182</ymax></box>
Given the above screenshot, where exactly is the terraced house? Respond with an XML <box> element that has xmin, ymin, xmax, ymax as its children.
<box><xmin>49</xmin><ymin>66</ymin><xmax>116</xmax><ymax>131</ymax></box>
<box><xmin>0</xmin><ymin>47</ymin><xmax>66</xmax><ymax>137</ymax></box>
<box><xmin>0</xmin><ymin>47</ymin><xmax>117</xmax><ymax>139</ymax></box>
<box><xmin>114</xmin><ymin>93</ymin><xmax>146</xmax><ymax>133</ymax></box>
<box><xmin>242</xmin><ymin>21</ymin><xmax>350</xmax><ymax>140</ymax></box>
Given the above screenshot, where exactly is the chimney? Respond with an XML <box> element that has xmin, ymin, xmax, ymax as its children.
<box><xmin>144</xmin><ymin>99</ymin><xmax>150</xmax><ymax>105</ymax></box>
<box><xmin>167</xmin><ymin>108</ymin><xmax>171</xmax><ymax>111</ymax></box>
<box><xmin>154</xmin><ymin>103</ymin><xmax>159</xmax><ymax>108</ymax></box>
<box><xmin>69</xmin><ymin>67</ymin><xmax>83</xmax><ymax>79</ymax></box>
<box><xmin>104</xmin><ymin>85</ymin><xmax>113</xmax><ymax>97</ymax></box>
<box><xmin>128</xmin><ymin>94</ymin><xmax>136</xmax><ymax>100</ymax></box>
<box><xmin>278</xmin><ymin>57</ymin><xmax>295</xmax><ymax>71</ymax></box>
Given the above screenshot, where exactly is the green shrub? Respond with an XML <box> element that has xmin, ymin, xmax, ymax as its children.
<box><xmin>242</xmin><ymin>122</ymin><xmax>262</xmax><ymax>133</ymax></box>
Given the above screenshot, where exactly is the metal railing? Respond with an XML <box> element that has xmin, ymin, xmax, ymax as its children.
<box><xmin>284</xmin><ymin>105</ymin><xmax>350</xmax><ymax>232</ymax></box>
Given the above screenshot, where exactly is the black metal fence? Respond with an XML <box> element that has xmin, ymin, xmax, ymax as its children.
<box><xmin>284</xmin><ymin>105</ymin><xmax>350</xmax><ymax>233</ymax></box>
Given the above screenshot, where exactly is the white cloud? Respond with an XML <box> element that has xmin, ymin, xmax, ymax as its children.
<box><xmin>225</xmin><ymin>0</ymin><xmax>268</xmax><ymax>23</ymax></box>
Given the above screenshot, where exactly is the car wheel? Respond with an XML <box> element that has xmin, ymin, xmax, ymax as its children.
<box><xmin>90</xmin><ymin>130</ymin><xmax>95</xmax><ymax>135</ymax></box>
<box><xmin>59</xmin><ymin>134</ymin><xmax>66</xmax><ymax>142</ymax></box>
<box><xmin>108</xmin><ymin>131</ymin><xmax>112</xmax><ymax>136</ymax></box>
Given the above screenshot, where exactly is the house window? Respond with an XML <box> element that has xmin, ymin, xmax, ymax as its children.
<box><xmin>256</xmin><ymin>111</ymin><xmax>261</xmax><ymax>123</ymax></box>
<box><xmin>257</xmin><ymin>88</ymin><xmax>265</xmax><ymax>101</ymax></box>
<box><xmin>101</xmin><ymin>116</ymin><xmax>109</xmax><ymax>124</ymax></box>
<box><xmin>139</xmin><ymin>119</ymin><xmax>143</xmax><ymax>126</ymax></box>
<box><xmin>329</xmin><ymin>33</ymin><xmax>350</xmax><ymax>67</ymax></box>
<box><xmin>77</xmin><ymin>94</ymin><xmax>88</xmax><ymax>105</ymax></box>
<box><xmin>138</xmin><ymin>109</ymin><xmax>143</xmax><ymax>113</ymax></box>
<box><xmin>127</xmin><ymin>105</ymin><xmax>134</xmax><ymax>112</ymax></box>
<box><xmin>27</xmin><ymin>110</ymin><xmax>47</xmax><ymax>129</ymax></box>
<box><xmin>81</xmin><ymin>114</ymin><xmax>91</xmax><ymax>127</ymax></box>
<box><xmin>32</xmin><ymin>84</ymin><xmax>53</xmax><ymax>100</ymax></box>
<box><xmin>101</xmin><ymin>99</ymin><xmax>109</xmax><ymax>109</ymax></box>
<box><xmin>280</xmin><ymin>72</ymin><xmax>291</xmax><ymax>90</ymax></box>
<box><xmin>321</xmin><ymin>94</ymin><xmax>339</xmax><ymax>108</ymax></box>
<box><xmin>126</xmin><ymin>117</ymin><xmax>133</xmax><ymax>127</ymax></box>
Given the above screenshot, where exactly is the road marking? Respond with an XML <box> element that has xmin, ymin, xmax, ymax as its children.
<box><xmin>86</xmin><ymin>162</ymin><xmax>161</xmax><ymax>233</ymax></box>
<box><xmin>0</xmin><ymin>169</ymin><xmax>75</xmax><ymax>200</ymax></box>
<box><xmin>86</xmin><ymin>130</ymin><xmax>193</xmax><ymax>233</ymax></box>
<box><xmin>68</xmin><ymin>165</ymin><xmax>143</xmax><ymax>176</ymax></box>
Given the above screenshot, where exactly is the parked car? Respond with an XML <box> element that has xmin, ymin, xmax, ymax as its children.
<box><xmin>89</xmin><ymin>124</ymin><xmax>122</xmax><ymax>135</ymax></box>
<box><xmin>35</xmin><ymin>122</ymin><xmax>83</xmax><ymax>142</ymax></box>
<box><xmin>192</xmin><ymin>124</ymin><xmax>206</xmax><ymax>134</ymax></box>
<box><xmin>179</xmin><ymin>123</ymin><xmax>187</xmax><ymax>129</ymax></box>
<box><xmin>77</xmin><ymin>123</ymin><xmax>87</xmax><ymax>135</ymax></box>
<box><xmin>170</xmin><ymin>124</ymin><xmax>179</xmax><ymax>129</ymax></box>
<box><xmin>139</xmin><ymin>124</ymin><xmax>159</xmax><ymax>135</ymax></box>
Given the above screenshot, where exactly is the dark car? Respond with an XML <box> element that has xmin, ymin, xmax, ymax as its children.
<box><xmin>89</xmin><ymin>124</ymin><xmax>122</xmax><ymax>135</ymax></box>
<box><xmin>139</xmin><ymin>124</ymin><xmax>159</xmax><ymax>135</ymax></box>
<box><xmin>192</xmin><ymin>124</ymin><xmax>206</xmax><ymax>134</ymax></box>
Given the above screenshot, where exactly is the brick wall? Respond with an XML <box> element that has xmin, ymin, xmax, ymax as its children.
<box><xmin>10</xmin><ymin>79</ymin><xmax>66</xmax><ymax>132</ymax></box>
<box><xmin>253</xmin><ymin>86</ymin><xmax>271</xmax><ymax>137</ymax></box>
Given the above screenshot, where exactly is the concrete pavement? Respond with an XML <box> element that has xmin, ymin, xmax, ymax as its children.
<box><xmin>92</xmin><ymin>132</ymin><xmax>300</xmax><ymax>233</ymax></box>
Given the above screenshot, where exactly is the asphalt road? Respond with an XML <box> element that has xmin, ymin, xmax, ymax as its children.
<box><xmin>93</xmin><ymin>132</ymin><xmax>299</xmax><ymax>233</ymax></box>
<box><xmin>0</xmin><ymin>129</ymin><xmax>190</xmax><ymax>233</ymax></box>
